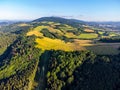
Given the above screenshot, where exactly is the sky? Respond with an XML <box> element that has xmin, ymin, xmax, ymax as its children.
<box><xmin>0</xmin><ymin>0</ymin><xmax>120</xmax><ymax>21</ymax></box>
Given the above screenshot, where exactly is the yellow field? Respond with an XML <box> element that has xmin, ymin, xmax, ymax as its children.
<box><xmin>26</xmin><ymin>26</ymin><xmax>47</xmax><ymax>37</ymax></box>
<box><xmin>35</xmin><ymin>37</ymin><xmax>74</xmax><ymax>51</ymax></box>
<box><xmin>64</xmin><ymin>32</ymin><xmax>76</xmax><ymax>38</ymax></box>
<box><xmin>84</xmin><ymin>29</ymin><xmax>94</xmax><ymax>33</ymax></box>
<box><xmin>35</xmin><ymin>37</ymin><xmax>93</xmax><ymax>51</ymax></box>
<box><xmin>18</xmin><ymin>23</ymin><xmax>30</xmax><ymax>27</ymax></box>
<box><xmin>73</xmin><ymin>39</ymin><xmax>93</xmax><ymax>46</ymax></box>
<box><xmin>26</xmin><ymin>25</ymin><xmax>64</xmax><ymax>37</ymax></box>
<box><xmin>47</xmin><ymin>27</ymin><xmax>63</xmax><ymax>35</ymax></box>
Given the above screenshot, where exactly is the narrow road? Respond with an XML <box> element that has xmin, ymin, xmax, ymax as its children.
<box><xmin>36</xmin><ymin>51</ymin><xmax>50</xmax><ymax>90</ymax></box>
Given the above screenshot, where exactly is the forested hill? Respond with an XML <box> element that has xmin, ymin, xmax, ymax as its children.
<box><xmin>0</xmin><ymin>17</ymin><xmax>120</xmax><ymax>90</ymax></box>
<box><xmin>33</xmin><ymin>17</ymin><xmax>85</xmax><ymax>27</ymax></box>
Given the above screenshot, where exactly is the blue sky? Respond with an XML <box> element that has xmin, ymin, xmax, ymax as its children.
<box><xmin>0</xmin><ymin>0</ymin><xmax>120</xmax><ymax>21</ymax></box>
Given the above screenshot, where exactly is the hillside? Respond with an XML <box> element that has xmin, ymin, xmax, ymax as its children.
<box><xmin>0</xmin><ymin>17</ymin><xmax>120</xmax><ymax>90</ymax></box>
<box><xmin>33</xmin><ymin>17</ymin><xmax>85</xmax><ymax>27</ymax></box>
<box><xmin>29</xmin><ymin>17</ymin><xmax>120</xmax><ymax>55</ymax></box>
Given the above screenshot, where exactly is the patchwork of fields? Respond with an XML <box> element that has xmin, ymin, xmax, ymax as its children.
<box><xmin>26</xmin><ymin>22</ymin><xmax>120</xmax><ymax>55</ymax></box>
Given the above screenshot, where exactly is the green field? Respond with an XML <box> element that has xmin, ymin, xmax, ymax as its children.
<box><xmin>77</xmin><ymin>33</ymin><xmax>98</xmax><ymax>39</ymax></box>
<box><xmin>98</xmin><ymin>31</ymin><xmax>104</xmax><ymax>35</ymax></box>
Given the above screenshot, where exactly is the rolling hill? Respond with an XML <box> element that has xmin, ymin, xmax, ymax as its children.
<box><xmin>0</xmin><ymin>17</ymin><xmax>120</xmax><ymax>90</ymax></box>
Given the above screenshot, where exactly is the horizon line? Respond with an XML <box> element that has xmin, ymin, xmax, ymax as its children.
<box><xmin>0</xmin><ymin>16</ymin><xmax>120</xmax><ymax>22</ymax></box>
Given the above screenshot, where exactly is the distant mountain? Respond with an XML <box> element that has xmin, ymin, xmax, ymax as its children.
<box><xmin>86</xmin><ymin>21</ymin><xmax>120</xmax><ymax>26</ymax></box>
<box><xmin>86</xmin><ymin>21</ymin><xmax>120</xmax><ymax>31</ymax></box>
<box><xmin>0</xmin><ymin>20</ymin><xmax>30</xmax><ymax>27</ymax></box>
<box><xmin>0</xmin><ymin>21</ymin><xmax>17</xmax><ymax>26</ymax></box>
<box><xmin>33</xmin><ymin>16</ymin><xmax>85</xmax><ymax>27</ymax></box>
<box><xmin>0</xmin><ymin>22</ymin><xmax>11</xmax><ymax>26</ymax></box>
<box><xmin>0</xmin><ymin>22</ymin><xmax>8</xmax><ymax>25</ymax></box>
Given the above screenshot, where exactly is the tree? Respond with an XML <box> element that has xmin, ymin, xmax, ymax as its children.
<box><xmin>67</xmin><ymin>76</ymin><xmax>74</xmax><ymax>84</ymax></box>
<box><xmin>60</xmin><ymin>71</ymin><xmax>66</xmax><ymax>79</ymax></box>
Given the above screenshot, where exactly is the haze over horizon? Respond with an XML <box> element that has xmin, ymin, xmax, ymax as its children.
<box><xmin>0</xmin><ymin>0</ymin><xmax>120</xmax><ymax>21</ymax></box>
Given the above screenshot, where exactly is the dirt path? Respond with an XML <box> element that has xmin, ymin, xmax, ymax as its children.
<box><xmin>36</xmin><ymin>51</ymin><xmax>50</xmax><ymax>90</ymax></box>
